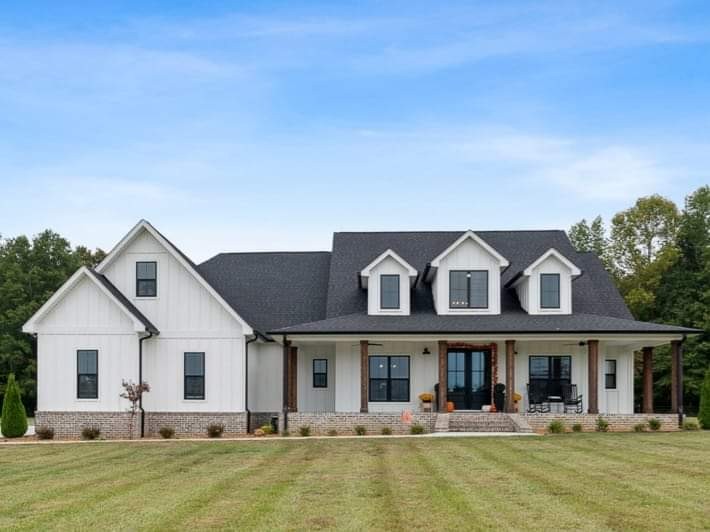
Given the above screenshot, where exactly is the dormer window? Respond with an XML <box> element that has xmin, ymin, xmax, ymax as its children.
<box><xmin>380</xmin><ymin>274</ymin><xmax>400</xmax><ymax>310</ymax></box>
<box><xmin>540</xmin><ymin>273</ymin><xmax>560</xmax><ymax>309</ymax></box>
<box><xmin>136</xmin><ymin>261</ymin><xmax>157</xmax><ymax>297</ymax></box>
<box><xmin>449</xmin><ymin>270</ymin><xmax>488</xmax><ymax>309</ymax></box>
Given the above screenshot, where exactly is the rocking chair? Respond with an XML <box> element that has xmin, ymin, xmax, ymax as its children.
<box><xmin>561</xmin><ymin>384</ymin><xmax>583</xmax><ymax>414</ymax></box>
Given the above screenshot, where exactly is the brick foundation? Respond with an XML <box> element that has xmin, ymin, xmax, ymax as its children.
<box><xmin>249</xmin><ymin>412</ymin><xmax>280</xmax><ymax>433</ymax></box>
<box><xmin>522</xmin><ymin>413</ymin><xmax>681</xmax><ymax>433</ymax></box>
<box><xmin>35</xmin><ymin>411</ymin><xmax>141</xmax><ymax>439</ymax></box>
<box><xmin>282</xmin><ymin>412</ymin><xmax>437</xmax><ymax>435</ymax></box>
<box><xmin>144</xmin><ymin>412</ymin><xmax>247</xmax><ymax>437</ymax></box>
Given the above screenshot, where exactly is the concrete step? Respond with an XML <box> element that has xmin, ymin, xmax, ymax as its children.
<box><xmin>434</xmin><ymin>413</ymin><xmax>450</xmax><ymax>432</ymax></box>
<box><xmin>448</xmin><ymin>413</ymin><xmax>518</xmax><ymax>432</ymax></box>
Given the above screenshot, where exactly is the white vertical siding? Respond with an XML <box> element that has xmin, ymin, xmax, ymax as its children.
<box><xmin>334</xmin><ymin>343</ymin><xmax>360</xmax><ymax>412</ymax></box>
<box><xmin>524</xmin><ymin>255</ymin><xmax>573</xmax><ymax>315</ymax></box>
<box><xmin>248</xmin><ymin>342</ymin><xmax>283</xmax><ymax>412</ymax></box>
<box><xmin>297</xmin><ymin>344</ymin><xmax>336</xmax><ymax>412</ymax></box>
<box><xmin>367</xmin><ymin>257</ymin><xmax>411</xmax><ymax>316</ymax></box>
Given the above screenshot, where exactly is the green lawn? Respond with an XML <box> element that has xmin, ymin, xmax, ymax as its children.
<box><xmin>1</xmin><ymin>433</ymin><xmax>708</xmax><ymax>531</ymax></box>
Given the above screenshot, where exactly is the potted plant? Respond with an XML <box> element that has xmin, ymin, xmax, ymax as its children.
<box><xmin>418</xmin><ymin>392</ymin><xmax>434</xmax><ymax>412</ymax></box>
<box><xmin>513</xmin><ymin>392</ymin><xmax>522</xmax><ymax>412</ymax></box>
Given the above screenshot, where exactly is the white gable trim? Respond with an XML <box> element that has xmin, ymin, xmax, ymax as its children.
<box><xmin>95</xmin><ymin>219</ymin><xmax>254</xmax><ymax>335</ymax></box>
<box><xmin>430</xmin><ymin>230</ymin><xmax>509</xmax><ymax>268</ymax></box>
<box><xmin>23</xmin><ymin>267</ymin><xmax>146</xmax><ymax>334</ymax></box>
<box><xmin>360</xmin><ymin>249</ymin><xmax>417</xmax><ymax>288</ymax></box>
<box><xmin>523</xmin><ymin>248</ymin><xmax>581</xmax><ymax>277</ymax></box>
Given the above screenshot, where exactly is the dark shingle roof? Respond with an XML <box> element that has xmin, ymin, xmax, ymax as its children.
<box><xmin>198</xmin><ymin>252</ymin><xmax>331</xmax><ymax>334</ymax></box>
<box><xmin>88</xmin><ymin>269</ymin><xmax>159</xmax><ymax>334</ymax></box>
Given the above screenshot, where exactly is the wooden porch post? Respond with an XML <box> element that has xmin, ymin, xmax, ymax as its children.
<box><xmin>587</xmin><ymin>340</ymin><xmax>599</xmax><ymax>414</ymax></box>
<box><xmin>288</xmin><ymin>346</ymin><xmax>298</xmax><ymax>412</ymax></box>
<box><xmin>671</xmin><ymin>340</ymin><xmax>682</xmax><ymax>414</ymax></box>
<box><xmin>360</xmin><ymin>340</ymin><xmax>369</xmax><ymax>413</ymax></box>
<box><xmin>505</xmin><ymin>340</ymin><xmax>515</xmax><ymax>413</ymax></box>
<box><xmin>282</xmin><ymin>338</ymin><xmax>290</xmax><ymax>432</ymax></box>
<box><xmin>438</xmin><ymin>340</ymin><xmax>448</xmax><ymax>412</ymax></box>
<box><xmin>642</xmin><ymin>347</ymin><xmax>654</xmax><ymax>413</ymax></box>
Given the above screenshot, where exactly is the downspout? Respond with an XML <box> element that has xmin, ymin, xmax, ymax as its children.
<box><xmin>138</xmin><ymin>331</ymin><xmax>153</xmax><ymax>438</ymax></box>
<box><xmin>245</xmin><ymin>334</ymin><xmax>258</xmax><ymax>433</ymax></box>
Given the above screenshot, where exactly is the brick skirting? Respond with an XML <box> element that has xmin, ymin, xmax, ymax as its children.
<box><xmin>144</xmin><ymin>412</ymin><xmax>247</xmax><ymax>437</ymax></box>
<box><xmin>35</xmin><ymin>411</ymin><xmax>141</xmax><ymax>439</ymax></box>
<box><xmin>522</xmin><ymin>413</ymin><xmax>681</xmax><ymax>433</ymax></box>
<box><xmin>282</xmin><ymin>412</ymin><xmax>438</xmax><ymax>435</ymax></box>
<box><xmin>249</xmin><ymin>412</ymin><xmax>280</xmax><ymax>433</ymax></box>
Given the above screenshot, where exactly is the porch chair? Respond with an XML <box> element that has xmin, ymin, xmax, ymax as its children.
<box><xmin>561</xmin><ymin>384</ymin><xmax>583</xmax><ymax>414</ymax></box>
<box><xmin>526</xmin><ymin>383</ymin><xmax>551</xmax><ymax>413</ymax></box>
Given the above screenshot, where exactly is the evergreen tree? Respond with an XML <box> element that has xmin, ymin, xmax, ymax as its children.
<box><xmin>1</xmin><ymin>373</ymin><xmax>28</xmax><ymax>438</ymax></box>
<box><xmin>699</xmin><ymin>369</ymin><xmax>710</xmax><ymax>429</ymax></box>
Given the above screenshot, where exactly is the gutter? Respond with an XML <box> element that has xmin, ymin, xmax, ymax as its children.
<box><xmin>138</xmin><ymin>330</ymin><xmax>154</xmax><ymax>438</ymax></box>
<box><xmin>244</xmin><ymin>334</ymin><xmax>258</xmax><ymax>433</ymax></box>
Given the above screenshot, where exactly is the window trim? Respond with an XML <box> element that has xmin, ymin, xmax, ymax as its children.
<box><xmin>368</xmin><ymin>355</ymin><xmax>410</xmax><ymax>402</ymax></box>
<box><xmin>312</xmin><ymin>359</ymin><xmax>328</xmax><ymax>388</ymax></box>
<box><xmin>449</xmin><ymin>270</ymin><xmax>489</xmax><ymax>309</ymax></box>
<box><xmin>135</xmin><ymin>261</ymin><xmax>158</xmax><ymax>298</ymax></box>
<box><xmin>184</xmin><ymin>352</ymin><xmax>205</xmax><ymax>400</ymax></box>
<box><xmin>540</xmin><ymin>273</ymin><xmax>561</xmax><ymax>309</ymax></box>
<box><xmin>605</xmin><ymin>359</ymin><xmax>617</xmax><ymax>390</ymax></box>
<box><xmin>77</xmin><ymin>349</ymin><xmax>98</xmax><ymax>399</ymax></box>
<box><xmin>379</xmin><ymin>274</ymin><xmax>401</xmax><ymax>310</ymax></box>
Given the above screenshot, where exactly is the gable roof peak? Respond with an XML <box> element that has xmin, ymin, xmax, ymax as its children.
<box><xmin>522</xmin><ymin>247</ymin><xmax>581</xmax><ymax>276</ymax></box>
<box><xmin>429</xmin><ymin>230</ymin><xmax>509</xmax><ymax>268</ymax></box>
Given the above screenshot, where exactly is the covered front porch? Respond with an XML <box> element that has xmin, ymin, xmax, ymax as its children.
<box><xmin>275</xmin><ymin>333</ymin><xmax>686</xmax><ymax>432</ymax></box>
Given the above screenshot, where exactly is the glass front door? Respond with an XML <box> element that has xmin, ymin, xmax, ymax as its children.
<box><xmin>447</xmin><ymin>350</ymin><xmax>491</xmax><ymax>410</ymax></box>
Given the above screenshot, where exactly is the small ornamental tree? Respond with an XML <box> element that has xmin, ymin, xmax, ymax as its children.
<box><xmin>120</xmin><ymin>380</ymin><xmax>150</xmax><ymax>439</ymax></box>
<box><xmin>1</xmin><ymin>374</ymin><xmax>28</xmax><ymax>438</ymax></box>
<box><xmin>699</xmin><ymin>369</ymin><xmax>710</xmax><ymax>430</ymax></box>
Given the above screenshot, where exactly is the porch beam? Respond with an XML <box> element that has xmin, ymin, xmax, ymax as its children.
<box><xmin>360</xmin><ymin>340</ymin><xmax>368</xmax><ymax>413</ymax></box>
<box><xmin>505</xmin><ymin>340</ymin><xmax>515</xmax><ymax>413</ymax></box>
<box><xmin>671</xmin><ymin>340</ymin><xmax>682</xmax><ymax>414</ymax></box>
<box><xmin>438</xmin><ymin>340</ymin><xmax>448</xmax><ymax>412</ymax></box>
<box><xmin>587</xmin><ymin>339</ymin><xmax>599</xmax><ymax>414</ymax></box>
<box><xmin>642</xmin><ymin>346</ymin><xmax>654</xmax><ymax>413</ymax></box>
<box><xmin>288</xmin><ymin>346</ymin><xmax>298</xmax><ymax>412</ymax></box>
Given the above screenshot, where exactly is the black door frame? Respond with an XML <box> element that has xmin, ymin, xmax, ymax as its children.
<box><xmin>446</xmin><ymin>348</ymin><xmax>492</xmax><ymax>410</ymax></box>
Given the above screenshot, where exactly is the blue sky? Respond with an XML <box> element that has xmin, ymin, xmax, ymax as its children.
<box><xmin>1</xmin><ymin>1</ymin><xmax>709</xmax><ymax>261</ymax></box>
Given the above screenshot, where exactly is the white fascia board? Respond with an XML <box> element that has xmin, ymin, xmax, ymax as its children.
<box><xmin>429</xmin><ymin>230</ymin><xmax>509</xmax><ymax>268</ymax></box>
<box><xmin>360</xmin><ymin>249</ymin><xmax>417</xmax><ymax>288</ymax></box>
<box><xmin>522</xmin><ymin>248</ymin><xmax>581</xmax><ymax>276</ymax></box>
<box><xmin>95</xmin><ymin>219</ymin><xmax>253</xmax><ymax>334</ymax></box>
<box><xmin>22</xmin><ymin>267</ymin><xmax>145</xmax><ymax>334</ymax></box>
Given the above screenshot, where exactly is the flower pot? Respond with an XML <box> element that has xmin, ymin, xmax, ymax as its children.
<box><xmin>422</xmin><ymin>402</ymin><xmax>432</xmax><ymax>412</ymax></box>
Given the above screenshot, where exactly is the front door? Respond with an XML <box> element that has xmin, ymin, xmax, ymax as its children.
<box><xmin>447</xmin><ymin>350</ymin><xmax>491</xmax><ymax>410</ymax></box>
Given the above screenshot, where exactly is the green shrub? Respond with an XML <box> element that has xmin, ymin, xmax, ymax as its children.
<box><xmin>683</xmin><ymin>420</ymin><xmax>700</xmax><ymax>431</ymax></box>
<box><xmin>35</xmin><ymin>426</ymin><xmax>54</xmax><ymax>440</ymax></box>
<box><xmin>547</xmin><ymin>420</ymin><xmax>565</xmax><ymax>434</ymax></box>
<box><xmin>699</xmin><ymin>369</ymin><xmax>710</xmax><ymax>429</ymax></box>
<box><xmin>354</xmin><ymin>425</ymin><xmax>367</xmax><ymax>436</ymax></box>
<box><xmin>298</xmin><ymin>425</ymin><xmax>311</xmax><ymax>437</ymax></box>
<box><xmin>159</xmin><ymin>426</ymin><xmax>175</xmax><ymax>439</ymax></box>
<box><xmin>259</xmin><ymin>424</ymin><xmax>274</xmax><ymax>435</ymax></box>
<box><xmin>633</xmin><ymin>423</ymin><xmax>647</xmax><ymax>433</ymax></box>
<box><xmin>410</xmin><ymin>424</ymin><xmax>425</xmax><ymax>435</ymax></box>
<box><xmin>572</xmin><ymin>423</ymin><xmax>583</xmax><ymax>433</ymax></box>
<box><xmin>596</xmin><ymin>416</ymin><xmax>609</xmax><ymax>432</ymax></box>
<box><xmin>381</xmin><ymin>427</ymin><xmax>392</xmax><ymax>435</ymax></box>
<box><xmin>327</xmin><ymin>429</ymin><xmax>338</xmax><ymax>437</ymax></box>
<box><xmin>206</xmin><ymin>423</ymin><xmax>225</xmax><ymax>438</ymax></box>
<box><xmin>648</xmin><ymin>418</ymin><xmax>662</xmax><ymax>431</ymax></box>
<box><xmin>1</xmin><ymin>374</ymin><xmax>28</xmax><ymax>438</ymax></box>
<box><xmin>81</xmin><ymin>426</ymin><xmax>101</xmax><ymax>440</ymax></box>
<box><xmin>281</xmin><ymin>430</ymin><xmax>290</xmax><ymax>437</ymax></box>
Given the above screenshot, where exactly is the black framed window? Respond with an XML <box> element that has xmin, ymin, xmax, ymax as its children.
<box><xmin>77</xmin><ymin>349</ymin><xmax>98</xmax><ymax>399</ymax></box>
<box><xmin>605</xmin><ymin>359</ymin><xmax>617</xmax><ymax>389</ymax></box>
<box><xmin>540</xmin><ymin>273</ymin><xmax>560</xmax><ymax>309</ymax></box>
<box><xmin>369</xmin><ymin>356</ymin><xmax>410</xmax><ymax>402</ymax></box>
<box><xmin>529</xmin><ymin>355</ymin><xmax>571</xmax><ymax>398</ymax></box>
<box><xmin>184</xmin><ymin>352</ymin><xmax>205</xmax><ymax>400</ymax></box>
<box><xmin>136</xmin><ymin>261</ymin><xmax>157</xmax><ymax>297</ymax></box>
<box><xmin>380</xmin><ymin>274</ymin><xmax>400</xmax><ymax>309</ymax></box>
<box><xmin>313</xmin><ymin>359</ymin><xmax>328</xmax><ymax>388</ymax></box>
<box><xmin>449</xmin><ymin>270</ymin><xmax>488</xmax><ymax>309</ymax></box>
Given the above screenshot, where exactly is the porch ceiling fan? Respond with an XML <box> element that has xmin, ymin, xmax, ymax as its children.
<box><xmin>561</xmin><ymin>341</ymin><xmax>587</xmax><ymax>346</ymax></box>
<box><xmin>350</xmin><ymin>342</ymin><xmax>384</xmax><ymax>347</ymax></box>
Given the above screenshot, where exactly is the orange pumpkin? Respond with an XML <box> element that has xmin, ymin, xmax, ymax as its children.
<box><xmin>446</xmin><ymin>401</ymin><xmax>455</xmax><ymax>413</ymax></box>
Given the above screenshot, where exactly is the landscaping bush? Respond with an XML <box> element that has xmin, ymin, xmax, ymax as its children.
<box><xmin>35</xmin><ymin>426</ymin><xmax>54</xmax><ymax>440</ymax></box>
<box><xmin>254</xmin><ymin>428</ymin><xmax>265</xmax><ymax>437</ymax></box>
<box><xmin>381</xmin><ymin>427</ymin><xmax>392</xmax><ymax>435</ymax></box>
<box><xmin>298</xmin><ymin>425</ymin><xmax>311</xmax><ymax>437</ymax></box>
<box><xmin>410</xmin><ymin>424</ymin><xmax>425</xmax><ymax>435</ymax></box>
<box><xmin>633</xmin><ymin>423</ymin><xmax>647</xmax><ymax>433</ymax></box>
<box><xmin>683</xmin><ymin>420</ymin><xmax>700</xmax><ymax>431</ymax></box>
<box><xmin>206</xmin><ymin>423</ymin><xmax>225</xmax><ymax>438</ymax></box>
<box><xmin>572</xmin><ymin>423</ymin><xmax>583</xmax><ymax>433</ymax></box>
<box><xmin>699</xmin><ymin>369</ymin><xmax>710</xmax><ymax>429</ymax></box>
<box><xmin>1</xmin><ymin>373</ymin><xmax>28</xmax><ymax>438</ymax></box>
<box><xmin>648</xmin><ymin>418</ymin><xmax>662</xmax><ymax>431</ymax></box>
<box><xmin>259</xmin><ymin>424</ymin><xmax>274</xmax><ymax>435</ymax></box>
<box><xmin>81</xmin><ymin>427</ymin><xmax>101</xmax><ymax>440</ymax></box>
<box><xmin>327</xmin><ymin>429</ymin><xmax>338</xmax><ymax>437</ymax></box>
<box><xmin>354</xmin><ymin>425</ymin><xmax>367</xmax><ymax>436</ymax></box>
<box><xmin>596</xmin><ymin>416</ymin><xmax>609</xmax><ymax>432</ymax></box>
<box><xmin>159</xmin><ymin>426</ymin><xmax>175</xmax><ymax>439</ymax></box>
<box><xmin>547</xmin><ymin>420</ymin><xmax>565</xmax><ymax>434</ymax></box>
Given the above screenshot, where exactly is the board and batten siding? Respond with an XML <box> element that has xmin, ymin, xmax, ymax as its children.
<box><xmin>523</xmin><ymin>254</ymin><xmax>574</xmax><ymax>315</ymax></box>
<box><xmin>366</xmin><ymin>256</ymin><xmax>411</xmax><ymax>315</ymax></box>
<box><xmin>248</xmin><ymin>342</ymin><xmax>282</xmax><ymax>412</ymax></box>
